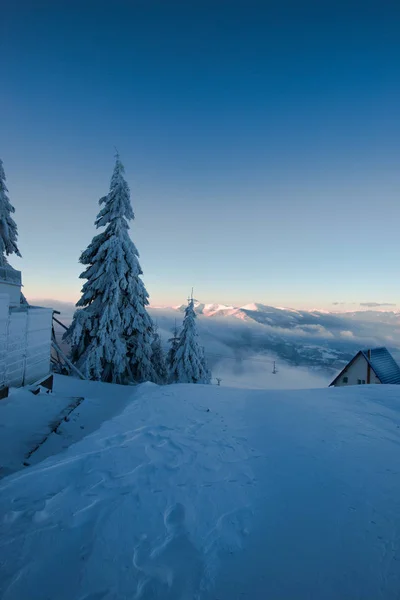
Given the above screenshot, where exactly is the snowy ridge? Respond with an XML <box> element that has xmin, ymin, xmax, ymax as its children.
<box><xmin>173</xmin><ymin>300</ymin><xmax>348</xmax><ymax>324</ymax></box>
<box><xmin>240</xmin><ymin>303</ymin><xmax>268</xmax><ymax>312</ymax></box>
<box><xmin>173</xmin><ymin>302</ymin><xmax>239</xmax><ymax>317</ymax></box>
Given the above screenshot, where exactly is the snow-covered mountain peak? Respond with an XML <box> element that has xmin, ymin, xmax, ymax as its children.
<box><xmin>203</xmin><ymin>303</ymin><xmax>238</xmax><ymax>316</ymax></box>
<box><xmin>174</xmin><ymin>301</ymin><xmax>239</xmax><ymax>317</ymax></box>
<box><xmin>240</xmin><ymin>303</ymin><xmax>259</xmax><ymax>311</ymax></box>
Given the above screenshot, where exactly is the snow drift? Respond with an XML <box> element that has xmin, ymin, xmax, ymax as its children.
<box><xmin>1</xmin><ymin>378</ymin><xmax>400</xmax><ymax>599</ymax></box>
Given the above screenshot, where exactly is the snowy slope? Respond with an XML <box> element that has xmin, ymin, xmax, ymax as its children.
<box><xmin>1</xmin><ymin>378</ymin><xmax>400</xmax><ymax>599</ymax></box>
<box><xmin>0</xmin><ymin>377</ymin><xmax>137</xmax><ymax>478</ymax></box>
<box><xmin>0</xmin><ymin>387</ymin><xmax>77</xmax><ymax>478</ymax></box>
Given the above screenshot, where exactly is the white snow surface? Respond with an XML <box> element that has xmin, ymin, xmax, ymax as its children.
<box><xmin>0</xmin><ymin>387</ymin><xmax>75</xmax><ymax>478</ymax></box>
<box><xmin>1</xmin><ymin>378</ymin><xmax>400</xmax><ymax>599</ymax></box>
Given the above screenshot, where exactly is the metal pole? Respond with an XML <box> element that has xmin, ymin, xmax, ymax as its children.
<box><xmin>51</xmin><ymin>341</ymin><xmax>86</xmax><ymax>380</ymax></box>
<box><xmin>53</xmin><ymin>316</ymin><xmax>69</xmax><ymax>332</ymax></box>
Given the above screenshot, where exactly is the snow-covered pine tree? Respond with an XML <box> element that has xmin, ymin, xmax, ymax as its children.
<box><xmin>0</xmin><ymin>159</ymin><xmax>21</xmax><ymax>267</ymax></box>
<box><xmin>151</xmin><ymin>326</ymin><xmax>168</xmax><ymax>385</ymax></box>
<box><xmin>201</xmin><ymin>345</ymin><xmax>212</xmax><ymax>383</ymax></box>
<box><xmin>167</xmin><ymin>320</ymin><xmax>180</xmax><ymax>383</ymax></box>
<box><xmin>64</xmin><ymin>154</ymin><xmax>155</xmax><ymax>383</ymax></box>
<box><xmin>171</xmin><ymin>297</ymin><xmax>211</xmax><ymax>384</ymax></box>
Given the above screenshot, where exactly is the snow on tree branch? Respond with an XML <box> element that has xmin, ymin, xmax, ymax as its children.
<box><xmin>64</xmin><ymin>154</ymin><xmax>155</xmax><ymax>384</ymax></box>
<box><xmin>170</xmin><ymin>297</ymin><xmax>211</xmax><ymax>384</ymax></box>
<box><xmin>0</xmin><ymin>159</ymin><xmax>21</xmax><ymax>268</ymax></box>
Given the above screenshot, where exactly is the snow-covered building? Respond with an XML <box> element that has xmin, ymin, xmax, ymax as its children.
<box><xmin>0</xmin><ymin>267</ymin><xmax>53</xmax><ymax>398</ymax></box>
<box><xmin>329</xmin><ymin>347</ymin><xmax>400</xmax><ymax>387</ymax></box>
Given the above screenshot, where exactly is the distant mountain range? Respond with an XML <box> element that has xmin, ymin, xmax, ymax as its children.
<box><xmin>175</xmin><ymin>300</ymin><xmax>400</xmax><ymax>339</ymax></box>
<box><xmin>175</xmin><ymin>300</ymin><xmax>360</xmax><ymax>327</ymax></box>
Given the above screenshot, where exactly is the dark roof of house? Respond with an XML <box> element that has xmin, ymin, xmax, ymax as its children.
<box><xmin>361</xmin><ymin>347</ymin><xmax>400</xmax><ymax>385</ymax></box>
<box><xmin>329</xmin><ymin>347</ymin><xmax>400</xmax><ymax>386</ymax></box>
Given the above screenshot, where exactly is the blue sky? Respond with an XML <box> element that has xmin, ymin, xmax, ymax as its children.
<box><xmin>2</xmin><ymin>0</ymin><xmax>400</xmax><ymax>308</ymax></box>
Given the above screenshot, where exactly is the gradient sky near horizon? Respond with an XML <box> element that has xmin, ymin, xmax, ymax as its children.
<box><xmin>2</xmin><ymin>0</ymin><xmax>400</xmax><ymax>309</ymax></box>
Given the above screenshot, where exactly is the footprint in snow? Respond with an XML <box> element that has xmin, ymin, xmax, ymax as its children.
<box><xmin>201</xmin><ymin>506</ymin><xmax>253</xmax><ymax>591</ymax></box>
<box><xmin>133</xmin><ymin>503</ymin><xmax>204</xmax><ymax>600</ymax></box>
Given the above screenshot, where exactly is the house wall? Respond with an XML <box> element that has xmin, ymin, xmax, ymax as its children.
<box><xmin>6</xmin><ymin>308</ymin><xmax>28</xmax><ymax>387</ymax></box>
<box><xmin>334</xmin><ymin>353</ymin><xmax>381</xmax><ymax>386</ymax></box>
<box><xmin>0</xmin><ymin>282</ymin><xmax>21</xmax><ymax>307</ymax></box>
<box><xmin>23</xmin><ymin>308</ymin><xmax>53</xmax><ymax>385</ymax></box>
<box><xmin>0</xmin><ymin>269</ymin><xmax>22</xmax><ymax>307</ymax></box>
<box><xmin>0</xmin><ymin>294</ymin><xmax>53</xmax><ymax>389</ymax></box>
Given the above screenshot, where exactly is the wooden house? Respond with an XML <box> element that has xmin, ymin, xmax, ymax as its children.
<box><xmin>329</xmin><ymin>347</ymin><xmax>400</xmax><ymax>387</ymax></box>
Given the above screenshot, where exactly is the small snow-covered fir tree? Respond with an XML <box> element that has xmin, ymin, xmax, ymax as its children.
<box><xmin>167</xmin><ymin>320</ymin><xmax>180</xmax><ymax>383</ymax></box>
<box><xmin>171</xmin><ymin>297</ymin><xmax>211</xmax><ymax>384</ymax></box>
<box><xmin>151</xmin><ymin>327</ymin><xmax>168</xmax><ymax>385</ymax></box>
<box><xmin>64</xmin><ymin>154</ymin><xmax>155</xmax><ymax>383</ymax></box>
<box><xmin>0</xmin><ymin>159</ymin><xmax>21</xmax><ymax>267</ymax></box>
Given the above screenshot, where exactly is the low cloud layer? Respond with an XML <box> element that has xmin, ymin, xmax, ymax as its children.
<box><xmin>332</xmin><ymin>302</ymin><xmax>356</xmax><ymax>306</ymax></box>
<box><xmin>359</xmin><ymin>302</ymin><xmax>396</xmax><ymax>308</ymax></box>
<box><xmin>332</xmin><ymin>301</ymin><xmax>397</xmax><ymax>308</ymax></box>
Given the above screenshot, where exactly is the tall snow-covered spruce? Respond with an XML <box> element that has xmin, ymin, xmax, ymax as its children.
<box><xmin>171</xmin><ymin>297</ymin><xmax>211</xmax><ymax>384</ymax></box>
<box><xmin>64</xmin><ymin>154</ymin><xmax>155</xmax><ymax>384</ymax></box>
<box><xmin>0</xmin><ymin>159</ymin><xmax>21</xmax><ymax>267</ymax></box>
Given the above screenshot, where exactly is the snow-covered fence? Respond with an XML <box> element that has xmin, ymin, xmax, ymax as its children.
<box><xmin>0</xmin><ymin>294</ymin><xmax>52</xmax><ymax>390</ymax></box>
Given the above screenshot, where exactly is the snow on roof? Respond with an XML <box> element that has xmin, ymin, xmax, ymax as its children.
<box><xmin>361</xmin><ymin>347</ymin><xmax>400</xmax><ymax>385</ymax></box>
